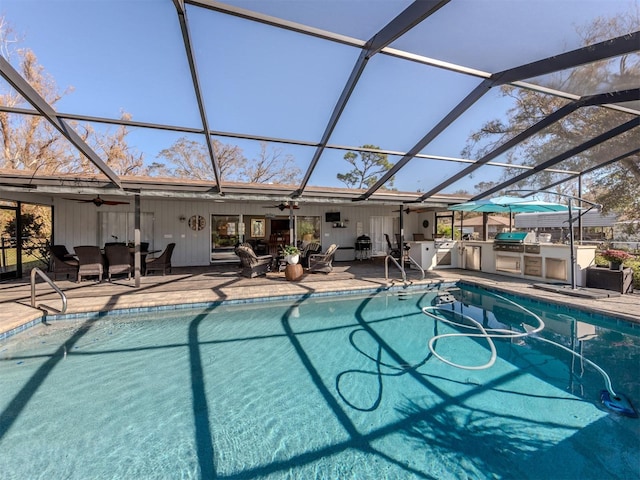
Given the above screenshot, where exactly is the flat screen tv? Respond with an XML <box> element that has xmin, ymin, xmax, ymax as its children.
<box><xmin>325</xmin><ymin>212</ymin><xmax>340</xmax><ymax>223</ymax></box>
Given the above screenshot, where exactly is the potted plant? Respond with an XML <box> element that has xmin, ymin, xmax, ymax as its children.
<box><xmin>600</xmin><ymin>249</ymin><xmax>633</xmax><ymax>270</ymax></box>
<box><xmin>283</xmin><ymin>245</ymin><xmax>300</xmax><ymax>265</ymax></box>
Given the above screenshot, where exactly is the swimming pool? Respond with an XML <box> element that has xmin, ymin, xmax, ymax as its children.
<box><xmin>1</xmin><ymin>284</ymin><xmax>638</xmax><ymax>479</ymax></box>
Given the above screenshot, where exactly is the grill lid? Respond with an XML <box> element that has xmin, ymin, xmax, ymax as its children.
<box><xmin>494</xmin><ymin>232</ymin><xmax>528</xmax><ymax>243</ymax></box>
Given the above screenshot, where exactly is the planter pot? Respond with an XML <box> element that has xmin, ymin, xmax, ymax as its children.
<box><xmin>609</xmin><ymin>261</ymin><xmax>622</xmax><ymax>271</ymax></box>
<box><xmin>285</xmin><ymin>254</ymin><xmax>299</xmax><ymax>265</ymax></box>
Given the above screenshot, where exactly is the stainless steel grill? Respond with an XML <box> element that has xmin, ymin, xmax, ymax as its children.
<box><xmin>493</xmin><ymin>232</ymin><xmax>539</xmax><ymax>253</ymax></box>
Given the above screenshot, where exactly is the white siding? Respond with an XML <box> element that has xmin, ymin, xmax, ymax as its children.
<box><xmin>53</xmin><ymin>197</ymin><xmax>424</xmax><ymax>267</ymax></box>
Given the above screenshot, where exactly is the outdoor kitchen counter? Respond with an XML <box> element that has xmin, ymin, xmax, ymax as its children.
<box><xmin>407</xmin><ymin>240</ymin><xmax>458</xmax><ymax>270</ymax></box>
<box><xmin>458</xmin><ymin>241</ymin><xmax>596</xmax><ymax>286</ymax></box>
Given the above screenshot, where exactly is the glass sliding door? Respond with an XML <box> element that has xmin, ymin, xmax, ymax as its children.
<box><xmin>369</xmin><ymin>216</ymin><xmax>395</xmax><ymax>255</ymax></box>
<box><xmin>211</xmin><ymin>214</ymin><xmax>241</xmax><ymax>263</ymax></box>
<box><xmin>0</xmin><ymin>201</ymin><xmax>49</xmax><ymax>279</ymax></box>
<box><xmin>0</xmin><ymin>202</ymin><xmax>19</xmax><ymax>279</ymax></box>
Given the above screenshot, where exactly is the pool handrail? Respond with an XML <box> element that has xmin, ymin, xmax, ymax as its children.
<box><xmin>30</xmin><ymin>267</ymin><xmax>67</xmax><ymax>314</ymax></box>
<box><xmin>384</xmin><ymin>254</ymin><xmax>425</xmax><ymax>282</ymax></box>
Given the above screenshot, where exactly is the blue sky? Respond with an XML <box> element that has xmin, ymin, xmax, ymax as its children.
<box><xmin>1</xmin><ymin>0</ymin><xmax>637</xmax><ymax>193</ymax></box>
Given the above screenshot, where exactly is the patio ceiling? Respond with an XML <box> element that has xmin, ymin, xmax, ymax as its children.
<box><xmin>0</xmin><ymin>0</ymin><xmax>638</xmax><ymax>207</ymax></box>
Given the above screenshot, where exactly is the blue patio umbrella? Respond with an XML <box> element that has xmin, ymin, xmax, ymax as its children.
<box><xmin>448</xmin><ymin>195</ymin><xmax>569</xmax><ymax>213</ymax></box>
<box><xmin>449</xmin><ymin>195</ymin><xmax>571</xmax><ymax>235</ymax></box>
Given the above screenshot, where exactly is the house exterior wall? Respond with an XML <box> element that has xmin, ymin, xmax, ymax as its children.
<box><xmin>50</xmin><ymin>197</ymin><xmax>423</xmax><ymax>267</ymax></box>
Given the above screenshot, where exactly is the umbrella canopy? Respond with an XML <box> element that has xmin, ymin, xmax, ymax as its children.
<box><xmin>449</xmin><ymin>196</ymin><xmax>569</xmax><ymax>213</ymax></box>
<box><xmin>461</xmin><ymin>215</ymin><xmax>511</xmax><ymax>227</ymax></box>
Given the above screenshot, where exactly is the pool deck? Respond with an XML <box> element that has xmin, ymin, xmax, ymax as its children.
<box><xmin>1</xmin><ymin>260</ymin><xmax>639</xmax><ymax>338</ymax></box>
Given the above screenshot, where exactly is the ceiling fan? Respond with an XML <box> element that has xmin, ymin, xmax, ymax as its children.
<box><xmin>63</xmin><ymin>195</ymin><xmax>130</xmax><ymax>207</ymax></box>
<box><xmin>263</xmin><ymin>202</ymin><xmax>299</xmax><ymax>211</ymax></box>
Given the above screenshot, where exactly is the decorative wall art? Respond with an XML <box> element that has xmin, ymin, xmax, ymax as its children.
<box><xmin>188</xmin><ymin>215</ymin><xmax>206</xmax><ymax>231</ymax></box>
<box><xmin>251</xmin><ymin>218</ymin><xmax>265</xmax><ymax>238</ymax></box>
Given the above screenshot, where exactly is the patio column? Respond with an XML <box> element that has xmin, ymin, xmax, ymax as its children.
<box><xmin>134</xmin><ymin>194</ymin><xmax>141</xmax><ymax>288</ymax></box>
<box><xmin>482</xmin><ymin>212</ymin><xmax>489</xmax><ymax>241</ymax></box>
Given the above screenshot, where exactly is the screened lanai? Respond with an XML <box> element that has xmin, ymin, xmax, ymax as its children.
<box><xmin>3</xmin><ymin>6</ymin><xmax>640</xmax><ymax>478</ymax></box>
<box><xmin>0</xmin><ymin>0</ymin><xmax>638</xmax><ymax>207</ymax></box>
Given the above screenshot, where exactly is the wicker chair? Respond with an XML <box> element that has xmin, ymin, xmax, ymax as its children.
<box><xmin>49</xmin><ymin>245</ymin><xmax>79</xmax><ymax>281</ymax></box>
<box><xmin>145</xmin><ymin>243</ymin><xmax>175</xmax><ymax>275</ymax></box>
<box><xmin>104</xmin><ymin>244</ymin><xmax>132</xmax><ymax>281</ymax></box>
<box><xmin>235</xmin><ymin>245</ymin><xmax>273</xmax><ymax>278</ymax></box>
<box><xmin>300</xmin><ymin>242</ymin><xmax>322</xmax><ymax>268</ymax></box>
<box><xmin>74</xmin><ymin>245</ymin><xmax>105</xmax><ymax>282</ymax></box>
<box><xmin>308</xmin><ymin>244</ymin><xmax>338</xmax><ymax>273</ymax></box>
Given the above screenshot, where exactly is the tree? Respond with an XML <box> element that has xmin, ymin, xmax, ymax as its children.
<box><xmin>152</xmin><ymin>137</ymin><xmax>244</xmax><ymax>181</ymax></box>
<box><xmin>0</xmin><ymin>19</ymin><xmax>74</xmax><ymax>173</ymax></box>
<box><xmin>82</xmin><ymin>112</ymin><xmax>145</xmax><ymax>176</ymax></box>
<box><xmin>153</xmin><ymin>138</ymin><xmax>301</xmax><ymax>185</ymax></box>
<box><xmin>0</xmin><ymin>17</ymin><xmax>143</xmax><ymax>177</ymax></box>
<box><xmin>240</xmin><ymin>142</ymin><xmax>301</xmax><ymax>184</ymax></box>
<box><xmin>589</xmin><ymin>165</ymin><xmax>640</xmax><ymax>220</ymax></box>
<box><xmin>337</xmin><ymin>144</ymin><xmax>394</xmax><ymax>189</ymax></box>
<box><xmin>462</xmin><ymin>10</ymin><xmax>640</xmax><ymax>221</ymax></box>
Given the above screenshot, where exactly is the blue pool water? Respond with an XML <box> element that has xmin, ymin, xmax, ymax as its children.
<box><xmin>0</xmin><ymin>284</ymin><xmax>638</xmax><ymax>479</ymax></box>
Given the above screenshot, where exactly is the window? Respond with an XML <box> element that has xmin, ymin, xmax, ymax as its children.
<box><xmin>297</xmin><ymin>216</ymin><xmax>321</xmax><ymax>246</ymax></box>
<box><xmin>211</xmin><ymin>215</ymin><xmax>240</xmax><ymax>248</ymax></box>
<box><xmin>98</xmin><ymin>212</ymin><xmax>154</xmax><ymax>247</ymax></box>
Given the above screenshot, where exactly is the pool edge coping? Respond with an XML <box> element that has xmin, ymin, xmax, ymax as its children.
<box><xmin>3</xmin><ymin>277</ymin><xmax>638</xmax><ymax>341</ymax></box>
<box><xmin>2</xmin><ymin>281</ymin><xmax>452</xmax><ymax>341</ymax></box>
<box><xmin>458</xmin><ymin>279</ymin><xmax>640</xmax><ymax>326</ymax></box>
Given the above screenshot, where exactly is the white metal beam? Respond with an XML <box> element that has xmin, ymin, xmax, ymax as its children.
<box><xmin>0</xmin><ymin>56</ymin><xmax>123</xmax><ymax>188</ymax></box>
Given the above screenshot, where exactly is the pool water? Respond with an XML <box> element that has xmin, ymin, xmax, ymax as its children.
<box><xmin>1</xmin><ymin>285</ymin><xmax>638</xmax><ymax>479</ymax></box>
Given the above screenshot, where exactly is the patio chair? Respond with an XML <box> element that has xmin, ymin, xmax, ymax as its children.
<box><xmin>300</xmin><ymin>242</ymin><xmax>322</xmax><ymax>268</ymax></box>
<box><xmin>386</xmin><ymin>234</ymin><xmax>410</xmax><ymax>264</ymax></box>
<box><xmin>395</xmin><ymin>234</ymin><xmax>411</xmax><ymax>253</ymax></box>
<box><xmin>145</xmin><ymin>243</ymin><xmax>175</xmax><ymax>276</ymax></box>
<box><xmin>104</xmin><ymin>244</ymin><xmax>132</xmax><ymax>281</ymax></box>
<box><xmin>49</xmin><ymin>245</ymin><xmax>79</xmax><ymax>281</ymax></box>
<box><xmin>308</xmin><ymin>244</ymin><xmax>338</xmax><ymax>273</ymax></box>
<box><xmin>384</xmin><ymin>234</ymin><xmax>400</xmax><ymax>259</ymax></box>
<box><xmin>74</xmin><ymin>245</ymin><xmax>105</xmax><ymax>282</ymax></box>
<box><xmin>235</xmin><ymin>244</ymin><xmax>273</xmax><ymax>278</ymax></box>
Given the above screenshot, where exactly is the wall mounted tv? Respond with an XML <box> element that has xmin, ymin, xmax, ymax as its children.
<box><xmin>325</xmin><ymin>212</ymin><xmax>340</xmax><ymax>223</ymax></box>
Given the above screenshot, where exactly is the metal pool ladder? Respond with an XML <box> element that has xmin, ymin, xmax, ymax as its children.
<box><xmin>30</xmin><ymin>267</ymin><xmax>67</xmax><ymax>314</ymax></box>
